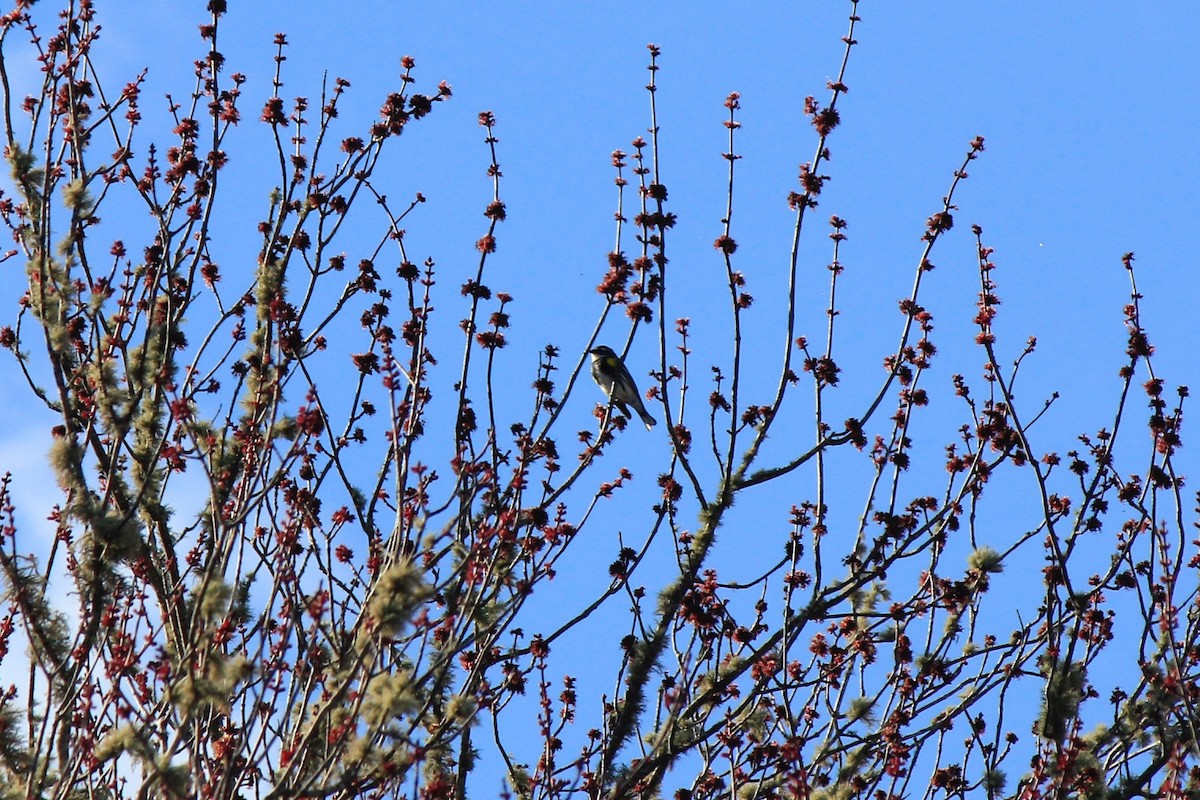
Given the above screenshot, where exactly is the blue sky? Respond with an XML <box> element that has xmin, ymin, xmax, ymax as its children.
<box><xmin>3</xmin><ymin>0</ymin><xmax>1199</xmax><ymax>792</ymax></box>
<box><xmin>5</xmin><ymin>2</ymin><xmax>1197</xmax><ymax>424</ymax></box>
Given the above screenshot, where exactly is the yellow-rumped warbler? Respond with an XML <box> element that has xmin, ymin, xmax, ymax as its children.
<box><xmin>588</xmin><ymin>345</ymin><xmax>656</xmax><ymax>430</ymax></box>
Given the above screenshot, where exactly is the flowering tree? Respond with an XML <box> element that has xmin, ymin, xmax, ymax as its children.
<box><xmin>0</xmin><ymin>1</ymin><xmax>1196</xmax><ymax>799</ymax></box>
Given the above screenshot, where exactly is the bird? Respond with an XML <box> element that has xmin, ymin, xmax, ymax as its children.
<box><xmin>588</xmin><ymin>345</ymin><xmax>656</xmax><ymax>430</ymax></box>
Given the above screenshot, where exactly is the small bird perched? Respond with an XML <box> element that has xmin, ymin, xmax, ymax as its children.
<box><xmin>588</xmin><ymin>345</ymin><xmax>656</xmax><ymax>430</ymax></box>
